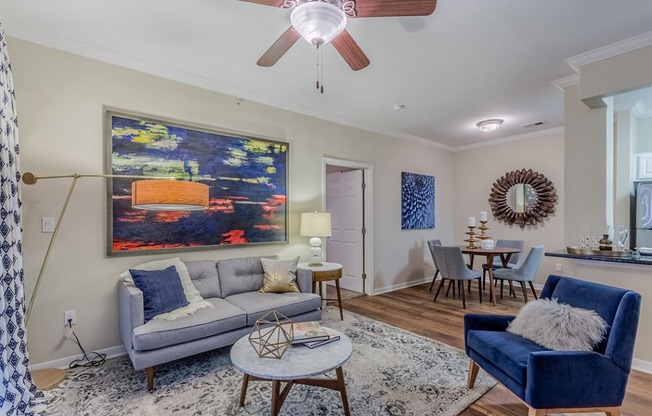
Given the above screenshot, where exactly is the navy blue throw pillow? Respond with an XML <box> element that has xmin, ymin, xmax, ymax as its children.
<box><xmin>130</xmin><ymin>266</ymin><xmax>189</xmax><ymax>322</ymax></box>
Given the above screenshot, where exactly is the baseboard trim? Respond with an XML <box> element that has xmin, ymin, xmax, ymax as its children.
<box><xmin>632</xmin><ymin>358</ymin><xmax>652</xmax><ymax>374</ymax></box>
<box><xmin>31</xmin><ymin>345</ymin><xmax>127</xmax><ymax>371</ymax></box>
<box><xmin>373</xmin><ymin>277</ymin><xmax>431</xmax><ymax>295</ymax></box>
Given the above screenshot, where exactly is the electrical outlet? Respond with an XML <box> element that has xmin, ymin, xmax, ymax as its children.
<box><xmin>555</xmin><ymin>263</ymin><xmax>562</xmax><ymax>272</ymax></box>
<box><xmin>64</xmin><ymin>310</ymin><xmax>76</xmax><ymax>326</ymax></box>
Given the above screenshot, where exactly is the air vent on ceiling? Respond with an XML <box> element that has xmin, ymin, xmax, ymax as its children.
<box><xmin>522</xmin><ymin>121</ymin><xmax>545</xmax><ymax>128</ymax></box>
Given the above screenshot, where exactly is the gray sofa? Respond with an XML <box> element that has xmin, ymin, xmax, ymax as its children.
<box><xmin>118</xmin><ymin>255</ymin><xmax>322</xmax><ymax>390</ymax></box>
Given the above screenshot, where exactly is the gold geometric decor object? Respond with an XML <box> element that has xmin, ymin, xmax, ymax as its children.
<box><xmin>248</xmin><ymin>310</ymin><xmax>293</xmax><ymax>359</ymax></box>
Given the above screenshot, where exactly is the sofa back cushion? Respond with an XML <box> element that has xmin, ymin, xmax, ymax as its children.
<box><xmin>185</xmin><ymin>260</ymin><xmax>221</xmax><ymax>299</ymax></box>
<box><xmin>218</xmin><ymin>256</ymin><xmax>278</xmax><ymax>298</ymax></box>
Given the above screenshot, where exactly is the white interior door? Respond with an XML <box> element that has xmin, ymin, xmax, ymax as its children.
<box><xmin>326</xmin><ymin>170</ymin><xmax>364</xmax><ymax>293</ymax></box>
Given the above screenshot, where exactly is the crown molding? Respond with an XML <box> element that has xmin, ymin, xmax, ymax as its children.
<box><xmin>5</xmin><ymin>23</ymin><xmax>455</xmax><ymax>152</ymax></box>
<box><xmin>552</xmin><ymin>74</ymin><xmax>580</xmax><ymax>91</ymax></box>
<box><xmin>451</xmin><ymin>126</ymin><xmax>564</xmax><ymax>153</ymax></box>
<box><xmin>566</xmin><ymin>31</ymin><xmax>652</xmax><ymax>72</ymax></box>
<box><xmin>614</xmin><ymin>99</ymin><xmax>651</xmax><ymax>118</ymax></box>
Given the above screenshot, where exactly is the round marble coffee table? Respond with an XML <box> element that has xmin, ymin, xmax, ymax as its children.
<box><xmin>230</xmin><ymin>328</ymin><xmax>352</xmax><ymax>416</ymax></box>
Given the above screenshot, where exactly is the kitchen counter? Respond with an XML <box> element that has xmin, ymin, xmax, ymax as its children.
<box><xmin>545</xmin><ymin>250</ymin><xmax>652</xmax><ymax>266</ymax></box>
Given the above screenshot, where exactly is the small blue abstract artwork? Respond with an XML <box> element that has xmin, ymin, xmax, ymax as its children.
<box><xmin>401</xmin><ymin>172</ymin><xmax>435</xmax><ymax>230</ymax></box>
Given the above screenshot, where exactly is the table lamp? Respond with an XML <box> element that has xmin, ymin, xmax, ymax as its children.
<box><xmin>300</xmin><ymin>212</ymin><xmax>332</xmax><ymax>266</ymax></box>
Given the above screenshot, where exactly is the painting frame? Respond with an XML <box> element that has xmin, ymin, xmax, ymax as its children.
<box><xmin>104</xmin><ymin>108</ymin><xmax>289</xmax><ymax>256</ymax></box>
<box><xmin>401</xmin><ymin>171</ymin><xmax>435</xmax><ymax>230</ymax></box>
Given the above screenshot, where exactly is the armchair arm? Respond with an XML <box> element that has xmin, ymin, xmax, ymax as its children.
<box><xmin>464</xmin><ymin>314</ymin><xmax>515</xmax><ymax>354</ymax></box>
<box><xmin>526</xmin><ymin>351</ymin><xmax>629</xmax><ymax>409</ymax></box>
<box><xmin>296</xmin><ymin>268</ymin><xmax>313</xmax><ymax>294</ymax></box>
<box><xmin>118</xmin><ymin>279</ymin><xmax>145</xmax><ymax>351</ymax></box>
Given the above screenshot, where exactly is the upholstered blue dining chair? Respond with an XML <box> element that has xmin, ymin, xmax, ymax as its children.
<box><xmin>432</xmin><ymin>245</ymin><xmax>482</xmax><ymax>308</ymax></box>
<box><xmin>482</xmin><ymin>239</ymin><xmax>524</xmax><ymax>288</ymax></box>
<box><xmin>465</xmin><ymin>275</ymin><xmax>641</xmax><ymax>416</ymax></box>
<box><xmin>492</xmin><ymin>245</ymin><xmax>544</xmax><ymax>303</ymax></box>
<box><xmin>427</xmin><ymin>239</ymin><xmax>442</xmax><ymax>291</ymax></box>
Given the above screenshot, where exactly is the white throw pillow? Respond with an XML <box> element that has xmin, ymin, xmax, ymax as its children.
<box><xmin>121</xmin><ymin>257</ymin><xmax>212</xmax><ymax>320</ymax></box>
<box><xmin>507</xmin><ymin>298</ymin><xmax>608</xmax><ymax>351</ymax></box>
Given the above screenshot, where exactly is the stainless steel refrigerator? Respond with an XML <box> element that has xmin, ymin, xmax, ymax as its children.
<box><xmin>634</xmin><ymin>181</ymin><xmax>652</xmax><ymax>249</ymax></box>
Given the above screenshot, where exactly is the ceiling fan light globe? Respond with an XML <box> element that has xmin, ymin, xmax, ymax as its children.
<box><xmin>290</xmin><ymin>1</ymin><xmax>347</xmax><ymax>46</ymax></box>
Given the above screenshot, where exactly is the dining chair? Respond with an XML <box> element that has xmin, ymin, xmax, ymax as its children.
<box><xmin>482</xmin><ymin>239</ymin><xmax>525</xmax><ymax>294</ymax></box>
<box><xmin>427</xmin><ymin>239</ymin><xmax>442</xmax><ymax>292</ymax></box>
<box><xmin>432</xmin><ymin>245</ymin><xmax>482</xmax><ymax>309</ymax></box>
<box><xmin>492</xmin><ymin>245</ymin><xmax>544</xmax><ymax>303</ymax></box>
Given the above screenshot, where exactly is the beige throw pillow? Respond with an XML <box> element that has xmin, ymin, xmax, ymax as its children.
<box><xmin>259</xmin><ymin>257</ymin><xmax>300</xmax><ymax>293</ymax></box>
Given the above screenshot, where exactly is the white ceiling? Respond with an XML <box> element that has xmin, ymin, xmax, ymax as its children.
<box><xmin>2</xmin><ymin>0</ymin><xmax>652</xmax><ymax>149</ymax></box>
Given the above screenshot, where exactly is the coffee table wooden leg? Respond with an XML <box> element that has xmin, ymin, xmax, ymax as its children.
<box><xmin>271</xmin><ymin>380</ymin><xmax>281</xmax><ymax>416</ymax></box>
<box><xmin>336</xmin><ymin>366</ymin><xmax>350</xmax><ymax>416</ymax></box>
<box><xmin>239</xmin><ymin>373</ymin><xmax>249</xmax><ymax>406</ymax></box>
<box><xmin>335</xmin><ymin>279</ymin><xmax>344</xmax><ymax>320</ymax></box>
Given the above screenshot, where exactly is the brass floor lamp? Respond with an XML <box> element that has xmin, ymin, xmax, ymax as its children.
<box><xmin>22</xmin><ymin>172</ymin><xmax>209</xmax><ymax>390</ymax></box>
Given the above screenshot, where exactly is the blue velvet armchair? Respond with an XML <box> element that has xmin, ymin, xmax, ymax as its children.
<box><xmin>465</xmin><ymin>275</ymin><xmax>641</xmax><ymax>416</ymax></box>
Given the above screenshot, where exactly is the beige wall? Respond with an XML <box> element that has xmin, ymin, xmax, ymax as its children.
<box><xmin>454</xmin><ymin>132</ymin><xmax>566</xmax><ymax>286</ymax></box>
<box><xmin>580</xmin><ymin>45</ymin><xmax>652</xmax><ymax>108</ymax></box>
<box><xmin>10</xmin><ymin>38</ymin><xmax>455</xmax><ymax>365</ymax></box>
<box><xmin>638</xmin><ymin>117</ymin><xmax>652</xmax><ymax>154</ymax></box>
<box><xmin>564</xmin><ymin>45</ymin><xmax>652</xmax><ymax>364</ymax></box>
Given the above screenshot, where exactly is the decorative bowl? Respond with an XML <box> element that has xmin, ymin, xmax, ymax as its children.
<box><xmin>566</xmin><ymin>246</ymin><xmax>592</xmax><ymax>255</ymax></box>
<box><xmin>591</xmin><ymin>249</ymin><xmax>632</xmax><ymax>257</ymax></box>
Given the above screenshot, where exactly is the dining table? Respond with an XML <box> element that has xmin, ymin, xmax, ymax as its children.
<box><xmin>461</xmin><ymin>246</ymin><xmax>522</xmax><ymax>305</ymax></box>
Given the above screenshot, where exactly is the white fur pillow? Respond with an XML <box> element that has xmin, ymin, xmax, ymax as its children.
<box><xmin>507</xmin><ymin>298</ymin><xmax>608</xmax><ymax>351</ymax></box>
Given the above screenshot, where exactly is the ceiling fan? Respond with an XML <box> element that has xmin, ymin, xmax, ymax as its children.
<box><xmin>240</xmin><ymin>0</ymin><xmax>438</xmax><ymax>72</ymax></box>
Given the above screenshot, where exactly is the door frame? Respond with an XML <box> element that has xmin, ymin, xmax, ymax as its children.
<box><xmin>322</xmin><ymin>157</ymin><xmax>374</xmax><ymax>295</ymax></box>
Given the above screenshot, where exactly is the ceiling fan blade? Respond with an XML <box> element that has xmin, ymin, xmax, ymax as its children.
<box><xmin>353</xmin><ymin>0</ymin><xmax>437</xmax><ymax>17</ymax></box>
<box><xmin>257</xmin><ymin>27</ymin><xmax>302</xmax><ymax>67</ymax></box>
<box><xmin>331</xmin><ymin>29</ymin><xmax>370</xmax><ymax>71</ymax></box>
<box><xmin>238</xmin><ymin>0</ymin><xmax>283</xmax><ymax>7</ymax></box>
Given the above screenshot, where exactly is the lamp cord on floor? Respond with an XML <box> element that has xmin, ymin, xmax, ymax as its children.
<box><xmin>66</xmin><ymin>321</ymin><xmax>106</xmax><ymax>369</ymax></box>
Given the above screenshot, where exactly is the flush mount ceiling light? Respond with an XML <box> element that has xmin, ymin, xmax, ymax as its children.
<box><xmin>291</xmin><ymin>1</ymin><xmax>347</xmax><ymax>46</ymax></box>
<box><xmin>476</xmin><ymin>119</ymin><xmax>504</xmax><ymax>132</ymax></box>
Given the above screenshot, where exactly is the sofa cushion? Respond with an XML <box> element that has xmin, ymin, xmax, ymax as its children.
<box><xmin>185</xmin><ymin>260</ymin><xmax>221</xmax><ymax>299</ymax></box>
<box><xmin>132</xmin><ymin>298</ymin><xmax>246</xmax><ymax>351</ymax></box>
<box><xmin>129</xmin><ymin>266</ymin><xmax>189</xmax><ymax>322</ymax></box>
<box><xmin>259</xmin><ymin>257</ymin><xmax>300</xmax><ymax>293</ymax></box>
<box><xmin>218</xmin><ymin>256</ymin><xmax>278</xmax><ymax>298</ymax></box>
<box><xmin>467</xmin><ymin>330</ymin><xmax>548</xmax><ymax>385</ymax></box>
<box><xmin>225</xmin><ymin>291</ymin><xmax>321</xmax><ymax>325</ymax></box>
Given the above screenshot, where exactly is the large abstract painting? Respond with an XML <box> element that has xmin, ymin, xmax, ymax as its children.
<box><xmin>106</xmin><ymin>110</ymin><xmax>288</xmax><ymax>255</ymax></box>
<box><xmin>401</xmin><ymin>172</ymin><xmax>435</xmax><ymax>230</ymax></box>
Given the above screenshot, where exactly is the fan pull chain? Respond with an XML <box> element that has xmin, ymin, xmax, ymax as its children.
<box><xmin>316</xmin><ymin>44</ymin><xmax>320</xmax><ymax>91</ymax></box>
<box><xmin>315</xmin><ymin>45</ymin><xmax>324</xmax><ymax>93</ymax></box>
<box><xmin>320</xmin><ymin>46</ymin><xmax>324</xmax><ymax>94</ymax></box>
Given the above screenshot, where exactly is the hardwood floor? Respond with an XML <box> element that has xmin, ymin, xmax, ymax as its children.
<box><xmin>329</xmin><ymin>282</ymin><xmax>652</xmax><ymax>416</ymax></box>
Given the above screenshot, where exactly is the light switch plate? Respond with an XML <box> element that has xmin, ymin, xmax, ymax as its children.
<box><xmin>42</xmin><ymin>217</ymin><xmax>55</xmax><ymax>233</ymax></box>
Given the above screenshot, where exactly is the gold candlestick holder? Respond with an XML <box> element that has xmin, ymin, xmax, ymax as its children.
<box><xmin>464</xmin><ymin>226</ymin><xmax>479</xmax><ymax>249</ymax></box>
<box><xmin>477</xmin><ymin>220</ymin><xmax>491</xmax><ymax>241</ymax></box>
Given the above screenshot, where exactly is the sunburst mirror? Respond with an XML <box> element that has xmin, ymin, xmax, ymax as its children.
<box><xmin>488</xmin><ymin>168</ymin><xmax>557</xmax><ymax>227</ymax></box>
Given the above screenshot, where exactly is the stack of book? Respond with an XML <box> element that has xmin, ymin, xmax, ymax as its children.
<box><xmin>285</xmin><ymin>321</ymin><xmax>341</xmax><ymax>349</ymax></box>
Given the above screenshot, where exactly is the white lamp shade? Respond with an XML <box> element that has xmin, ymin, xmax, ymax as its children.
<box><xmin>300</xmin><ymin>212</ymin><xmax>332</xmax><ymax>237</ymax></box>
<box><xmin>290</xmin><ymin>1</ymin><xmax>347</xmax><ymax>46</ymax></box>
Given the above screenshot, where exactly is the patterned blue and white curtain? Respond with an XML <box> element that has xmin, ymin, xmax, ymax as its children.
<box><xmin>0</xmin><ymin>22</ymin><xmax>47</xmax><ymax>415</ymax></box>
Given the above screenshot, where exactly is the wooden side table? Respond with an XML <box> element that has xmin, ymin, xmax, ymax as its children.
<box><xmin>298</xmin><ymin>262</ymin><xmax>344</xmax><ymax>321</ymax></box>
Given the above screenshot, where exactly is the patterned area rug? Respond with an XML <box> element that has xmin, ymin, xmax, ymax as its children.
<box><xmin>45</xmin><ymin>308</ymin><xmax>495</xmax><ymax>415</ymax></box>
